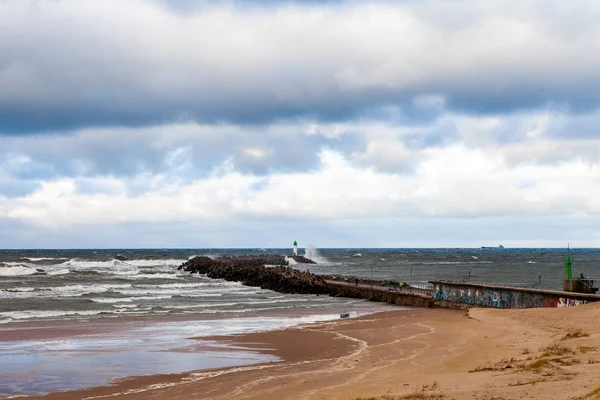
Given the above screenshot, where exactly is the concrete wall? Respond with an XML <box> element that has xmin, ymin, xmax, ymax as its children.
<box><xmin>325</xmin><ymin>284</ymin><xmax>432</xmax><ymax>308</ymax></box>
<box><xmin>431</xmin><ymin>280</ymin><xmax>600</xmax><ymax>310</ymax></box>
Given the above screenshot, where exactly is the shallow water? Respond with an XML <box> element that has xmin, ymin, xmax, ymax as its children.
<box><xmin>0</xmin><ymin>312</ymin><xmax>388</xmax><ymax>397</ymax></box>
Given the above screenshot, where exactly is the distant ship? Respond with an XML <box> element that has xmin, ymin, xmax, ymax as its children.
<box><xmin>481</xmin><ymin>245</ymin><xmax>505</xmax><ymax>249</ymax></box>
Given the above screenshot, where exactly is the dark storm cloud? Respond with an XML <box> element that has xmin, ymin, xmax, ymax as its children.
<box><xmin>3</xmin><ymin>0</ymin><xmax>600</xmax><ymax>134</ymax></box>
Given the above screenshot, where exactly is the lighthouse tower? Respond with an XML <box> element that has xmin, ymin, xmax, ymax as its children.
<box><xmin>293</xmin><ymin>241</ymin><xmax>298</xmax><ymax>257</ymax></box>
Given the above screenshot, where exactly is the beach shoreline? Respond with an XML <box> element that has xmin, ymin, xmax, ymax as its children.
<box><xmin>0</xmin><ymin>305</ymin><xmax>398</xmax><ymax>398</ymax></box>
<box><xmin>11</xmin><ymin>302</ymin><xmax>600</xmax><ymax>400</ymax></box>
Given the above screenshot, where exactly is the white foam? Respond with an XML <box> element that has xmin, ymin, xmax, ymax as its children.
<box><xmin>167</xmin><ymin>298</ymin><xmax>307</xmax><ymax>310</ymax></box>
<box><xmin>0</xmin><ymin>310</ymin><xmax>106</xmax><ymax>320</ymax></box>
<box><xmin>59</xmin><ymin>259</ymin><xmax>139</xmax><ymax>275</ymax></box>
<box><xmin>127</xmin><ymin>273</ymin><xmax>182</xmax><ymax>280</ymax></box>
<box><xmin>112</xmin><ymin>304</ymin><xmax>138</xmax><ymax>309</ymax></box>
<box><xmin>136</xmin><ymin>282</ymin><xmax>241</xmax><ymax>289</ymax></box>
<box><xmin>124</xmin><ymin>259</ymin><xmax>187</xmax><ymax>267</ymax></box>
<box><xmin>303</xmin><ymin>244</ymin><xmax>328</xmax><ymax>264</ymax></box>
<box><xmin>3</xmin><ymin>287</ymin><xmax>36</xmax><ymax>292</ymax></box>
<box><xmin>116</xmin><ymin>287</ymin><xmax>226</xmax><ymax>297</ymax></box>
<box><xmin>90</xmin><ymin>297</ymin><xmax>134</xmax><ymax>304</ymax></box>
<box><xmin>284</xmin><ymin>256</ymin><xmax>297</xmax><ymax>265</ymax></box>
<box><xmin>47</xmin><ymin>268</ymin><xmax>70</xmax><ymax>276</ymax></box>
<box><xmin>135</xmin><ymin>295</ymin><xmax>173</xmax><ymax>300</ymax></box>
<box><xmin>0</xmin><ymin>265</ymin><xmax>38</xmax><ymax>276</ymax></box>
<box><xmin>0</xmin><ymin>283</ymin><xmax>133</xmax><ymax>300</ymax></box>
<box><xmin>48</xmin><ymin>283</ymin><xmax>133</xmax><ymax>297</ymax></box>
<box><xmin>115</xmin><ymin>283</ymin><xmax>253</xmax><ymax>297</ymax></box>
<box><xmin>22</xmin><ymin>257</ymin><xmax>68</xmax><ymax>262</ymax></box>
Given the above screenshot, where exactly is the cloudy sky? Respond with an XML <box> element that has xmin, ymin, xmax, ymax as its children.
<box><xmin>1</xmin><ymin>0</ymin><xmax>600</xmax><ymax>248</ymax></box>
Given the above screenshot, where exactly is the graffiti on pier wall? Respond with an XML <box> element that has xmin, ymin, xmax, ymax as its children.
<box><xmin>432</xmin><ymin>283</ymin><xmax>590</xmax><ymax>309</ymax></box>
<box><xmin>558</xmin><ymin>298</ymin><xmax>588</xmax><ymax>307</ymax></box>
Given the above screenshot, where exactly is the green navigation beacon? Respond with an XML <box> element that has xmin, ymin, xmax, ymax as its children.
<box><xmin>293</xmin><ymin>241</ymin><xmax>298</xmax><ymax>257</ymax></box>
<box><xmin>565</xmin><ymin>244</ymin><xmax>573</xmax><ymax>280</ymax></box>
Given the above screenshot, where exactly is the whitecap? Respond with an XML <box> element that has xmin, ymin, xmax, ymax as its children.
<box><xmin>21</xmin><ymin>257</ymin><xmax>68</xmax><ymax>262</ymax></box>
<box><xmin>127</xmin><ymin>273</ymin><xmax>182</xmax><ymax>280</ymax></box>
<box><xmin>90</xmin><ymin>297</ymin><xmax>134</xmax><ymax>304</ymax></box>
<box><xmin>47</xmin><ymin>269</ymin><xmax>70</xmax><ymax>276</ymax></box>
<box><xmin>112</xmin><ymin>304</ymin><xmax>138</xmax><ymax>309</ymax></box>
<box><xmin>124</xmin><ymin>259</ymin><xmax>187</xmax><ymax>267</ymax></box>
<box><xmin>0</xmin><ymin>265</ymin><xmax>38</xmax><ymax>276</ymax></box>
<box><xmin>3</xmin><ymin>287</ymin><xmax>36</xmax><ymax>293</ymax></box>
<box><xmin>0</xmin><ymin>310</ymin><xmax>106</xmax><ymax>320</ymax></box>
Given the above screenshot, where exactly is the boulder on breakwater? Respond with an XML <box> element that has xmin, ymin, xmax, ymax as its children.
<box><xmin>178</xmin><ymin>256</ymin><xmax>328</xmax><ymax>294</ymax></box>
<box><xmin>290</xmin><ymin>255</ymin><xmax>316</xmax><ymax>264</ymax></box>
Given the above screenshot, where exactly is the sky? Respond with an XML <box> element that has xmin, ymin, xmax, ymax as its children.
<box><xmin>1</xmin><ymin>0</ymin><xmax>600</xmax><ymax>248</ymax></box>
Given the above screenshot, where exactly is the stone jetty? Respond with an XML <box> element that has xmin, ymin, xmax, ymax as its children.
<box><xmin>178</xmin><ymin>255</ymin><xmax>328</xmax><ymax>294</ymax></box>
<box><xmin>177</xmin><ymin>255</ymin><xmax>433</xmax><ymax>307</ymax></box>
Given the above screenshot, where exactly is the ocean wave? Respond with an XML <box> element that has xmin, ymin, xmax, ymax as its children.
<box><xmin>135</xmin><ymin>282</ymin><xmax>242</xmax><ymax>289</ymax></box>
<box><xmin>167</xmin><ymin>302</ymin><xmax>240</xmax><ymax>309</ymax></box>
<box><xmin>46</xmin><ymin>268</ymin><xmax>70</xmax><ymax>276</ymax></box>
<box><xmin>0</xmin><ymin>265</ymin><xmax>39</xmax><ymax>276</ymax></box>
<box><xmin>0</xmin><ymin>283</ymin><xmax>135</xmax><ymax>299</ymax></box>
<box><xmin>126</xmin><ymin>273</ymin><xmax>182</xmax><ymax>280</ymax></box>
<box><xmin>115</xmin><ymin>287</ymin><xmax>227</xmax><ymax>297</ymax></box>
<box><xmin>48</xmin><ymin>258</ymin><xmax>187</xmax><ymax>278</ymax></box>
<box><xmin>167</xmin><ymin>298</ymin><xmax>309</xmax><ymax>310</ymax></box>
<box><xmin>122</xmin><ymin>259</ymin><xmax>187</xmax><ymax>267</ymax></box>
<box><xmin>3</xmin><ymin>287</ymin><xmax>36</xmax><ymax>292</ymax></box>
<box><xmin>44</xmin><ymin>283</ymin><xmax>133</xmax><ymax>298</ymax></box>
<box><xmin>135</xmin><ymin>295</ymin><xmax>173</xmax><ymax>300</ymax></box>
<box><xmin>90</xmin><ymin>297</ymin><xmax>134</xmax><ymax>304</ymax></box>
<box><xmin>59</xmin><ymin>259</ymin><xmax>139</xmax><ymax>274</ymax></box>
<box><xmin>0</xmin><ymin>309</ymin><xmax>107</xmax><ymax>320</ymax></box>
<box><xmin>21</xmin><ymin>257</ymin><xmax>69</xmax><ymax>262</ymax></box>
<box><xmin>1</xmin><ymin>280</ymin><xmax>245</xmax><ymax>300</ymax></box>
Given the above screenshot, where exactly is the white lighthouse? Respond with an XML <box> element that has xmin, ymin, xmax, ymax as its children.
<box><xmin>293</xmin><ymin>240</ymin><xmax>298</xmax><ymax>257</ymax></box>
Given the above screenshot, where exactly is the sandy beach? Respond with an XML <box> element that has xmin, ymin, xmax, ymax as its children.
<box><xmin>10</xmin><ymin>302</ymin><xmax>600</xmax><ymax>400</ymax></box>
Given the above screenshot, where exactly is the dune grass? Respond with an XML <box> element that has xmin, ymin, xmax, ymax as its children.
<box><xmin>523</xmin><ymin>358</ymin><xmax>552</xmax><ymax>371</ymax></box>
<box><xmin>539</xmin><ymin>342</ymin><xmax>573</xmax><ymax>358</ymax></box>
<box><xmin>578</xmin><ymin>346</ymin><xmax>596</xmax><ymax>354</ymax></box>
<box><xmin>575</xmin><ymin>383</ymin><xmax>600</xmax><ymax>400</ymax></box>
<box><xmin>562</xmin><ymin>329</ymin><xmax>590</xmax><ymax>341</ymax></box>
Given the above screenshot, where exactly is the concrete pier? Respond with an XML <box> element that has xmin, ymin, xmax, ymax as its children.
<box><xmin>325</xmin><ymin>280</ymin><xmax>433</xmax><ymax>307</ymax></box>
<box><xmin>431</xmin><ymin>280</ymin><xmax>600</xmax><ymax>310</ymax></box>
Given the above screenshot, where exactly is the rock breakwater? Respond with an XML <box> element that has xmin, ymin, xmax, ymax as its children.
<box><xmin>178</xmin><ymin>256</ymin><xmax>328</xmax><ymax>294</ymax></box>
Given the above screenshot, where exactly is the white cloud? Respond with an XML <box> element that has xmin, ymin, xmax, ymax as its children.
<box><xmin>3</xmin><ymin>142</ymin><xmax>600</xmax><ymax>231</ymax></box>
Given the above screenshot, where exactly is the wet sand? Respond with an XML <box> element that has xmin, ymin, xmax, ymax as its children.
<box><xmin>11</xmin><ymin>303</ymin><xmax>600</xmax><ymax>400</ymax></box>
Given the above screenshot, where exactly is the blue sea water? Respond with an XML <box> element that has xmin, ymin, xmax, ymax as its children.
<box><xmin>1</xmin><ymin>247</ymin><xmax>598</xmax><ymax>324</ymax></box>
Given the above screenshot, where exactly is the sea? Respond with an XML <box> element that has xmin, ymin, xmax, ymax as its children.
<box><xmin>1</xmin><ymin>247</ymin><xmax>599</xmax><ymax>396</ymax></box>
